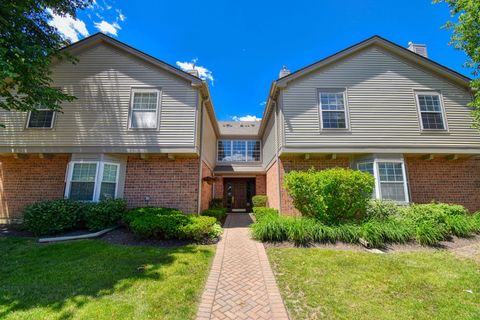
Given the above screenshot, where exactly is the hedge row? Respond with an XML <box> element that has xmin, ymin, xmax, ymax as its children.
<box><xmin>23</xmin><ymin>199</ymin><xmax>127</xmax><ymax>235</ymax></box>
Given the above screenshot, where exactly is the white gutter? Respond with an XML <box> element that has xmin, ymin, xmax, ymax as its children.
<box><xmin>38</xmin><ymin>226</ymin><xmax>117</xmax><ymax>243</ymax></box>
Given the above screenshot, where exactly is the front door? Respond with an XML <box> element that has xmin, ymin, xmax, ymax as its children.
<box><xmin>224</xmin><ymin>178</ymin><xmax>255</xmax><ymax>211</ymax></box>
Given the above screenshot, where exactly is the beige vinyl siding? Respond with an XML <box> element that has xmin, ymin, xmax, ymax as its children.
<box><xmin>0</xmin><ymin>43</ymin><xmax>198</xmax><ymax>151</ymax></box>
<box><xmin>262</xmin><ymin>110</ymin><xmax>276</xmax><ymax>168</ymax></box>
<box><xmin>201</xmin><ymin>104</ymin><xmax>217</xmax><ymax>168</ymax></box>
<box><xmin>281</xmin><ymin>46</ymin><xmax>480</xmax><ymax>150</ymax></box>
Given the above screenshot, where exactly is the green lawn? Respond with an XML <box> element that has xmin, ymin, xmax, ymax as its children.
<box><xmin>268</xmin><ymin>248</ymin><xmax>480</xmax><ymax>320</ymax></box>
<box><xmin>0</xmin><ymin>237</ymin><xmax>214</xmax><ymax>320</ymax></box>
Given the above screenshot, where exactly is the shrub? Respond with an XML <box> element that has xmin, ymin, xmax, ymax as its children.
<box><xmin>415</xmin><ymin>220</ymin><xmax>447</xmax><ymax>246</ymax></box>
<box><xmin>252</xmin><ymin>207</ymin><xmax>278</xmax><ymax>221</ymax></box>
<box><xmin>179</xmin><ymin>216</ymin><xmax>218</xmax><ymax>241</ymax></box>
<box><xmin>252</xmin><ymin>195</ymin><xmax>268</xmax><ymax>208</ymax></box>
<box><xmin>444</xmin><ymin>214</ymin><xmax>474</xmax><ymax>237</ymax></box>
<box><xmin>201</xmin><ymin>208</ymin><xmax>227</xmax><ymax>222</ymax></box>
<box><xmin>125</xmin><ymin>207</ymin><xmax>223</xmax><ymax>241</ymax></box>
<box><xmin>284</xmin><ymin>168</ymin><xmax>375</xmax><ymax>223</ymax></box>
<box><xmin>129</xmin><ymin>211</ymin><xmax>190</xmax><ymax>239</ymax></box>
<box><xmin>209</xmin><ymin>198</ymin><xmax>224</xmax><ymax>209</ymax></box>
<box><xmin>23</xmin><ymin>199</ymin><xmax>86</xmax><ymax>235</ymax></box>
<box><xmin>365</xmin><ymin>200</ymin><xmax>401</xmax><ymax>221</ymax></box>
<box><xmin>84</xmin><ymin>199</ymin><xmax>127</xmax><ymax>231</ymax></box>
<box><xmin>123</xmin><ymin>207</ymin><xmax>182</xmax><ymax>225</ymax></box>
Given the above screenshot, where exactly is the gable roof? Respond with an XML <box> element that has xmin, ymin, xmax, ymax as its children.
<box><xmin>58</xmin><ymin>33</ymin><xmax>220</xmax><ymax>136</ymax></box>
<box><xmin>259</xmin><ymin>35</ymin><xmax>472</xmax><ymax>136</ymax></box>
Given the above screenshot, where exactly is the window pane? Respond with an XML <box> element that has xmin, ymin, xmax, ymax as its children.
<box><xmin>100</xmin><ymin>182</ymin><xmax>116</xmax><ymax>200</ymax></box>
<box><xmin>380</xmin><ymin>183</ymin><xmax>406</xmax><ymax>201</ymax></box>
<box><xmin>218</xmin><ymin>140</ymin><xmax>232</xmax><ymax>161</ymax></box>
<box><xmin>133</xmin><ymin>92</ymin><xmax>158</xmax><ymax>110</ymax></box>
<box><xmin>377</xmin><ymin>162</ymin><xmax>404</xmax><ymax>182</ymax></box>
<box><xmin>421</xmin><ymin>113</ymin><xmax>445</xmax><ymax>130</ymax></box>
<box><xmin>247</xmin><ymin>140</ymin><xmax>261</xmax><ymax>161</ymax></box>
<box><xmin>28</xmin><ymin>110</ymin><xmax>54</xmax><ymax>128</ymax></box>
<box><xmin>102</xmin><ymin>164</ymin><xmax>118</xmax><ymax>183</ymax></box>
<box><xmin>320</xmin><ymin>92</ymin><xmax>344</xmax><ymax>111</ymax></box>
<box><xmin>418</xmin><ymin>95</ymin><xmax>441</xmax><ymax>112</ymax></box>
<box><xmin>71</xmin><ymin>163</ymin><xmax>97</xmax><ymax>182</ymax></box>
<box><xmin>322</xmin><ymin>111</ymin><xmax>346</xmax><ymax>128</ymax></box>
<box><xmin>231</xmin><ymin>140</ymin><xmax>246</xmax><ymax>161</ymax></box>
<box><xmin>357</xmin><ymin>162</ymin><xmax>374</xmax><ymax>176</ymax></box>
<box><xmin>69</xmin><ymin>182</ymin><xmax>95</xmax><ymax>201</ymax></box>
<box><xmin>131</xmin><ymin>110</ymin><xmax>157</xmax><ymax>128</ymax></box>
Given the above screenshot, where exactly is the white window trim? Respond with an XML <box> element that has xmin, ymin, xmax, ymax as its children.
<box><xmin>357</xmin><ymin>158</ymin><xmax>409</xmax><ymax>203</ymax></box>
<box><xmin>216</xmin><ymin>140</ymin><xmax>262</xmax><ymax>163</ymax></box>
<box><xmin>318</xmin><ymin>88</ymin><xmax>350</xmax><ymax>130</ymax></box>
<box><xmin>25</xmin><ymin>107</ymin><xmax>56</xmax><ymax>129</ymax></box>
<box><xmin>414</xmin><ymin>90</ymin><xmax>448</xmax><ymax>132</ymax></box>
<box><xmin>64</xmin><ymin>161</ymin><xmax>120</xmax><ymax>202</ymax></box>
<box><xmin>128</xmin><ymin>88</ymin><xmax>161</xmax><ymax>130</ymax></box>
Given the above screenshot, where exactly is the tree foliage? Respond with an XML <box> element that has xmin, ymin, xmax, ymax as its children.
<box><xmin>0</xmin><ymin>0</ymin><xmax>91</xmax><ymax>118</ymax></box>
<box><xmin>435</xmin><ymin>0</ymin><xmax>480</xmax><ymax>128</ymax></box>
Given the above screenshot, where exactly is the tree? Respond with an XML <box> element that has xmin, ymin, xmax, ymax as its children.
<box><xmin>435</xmin><ymin>0</ymin><xmax>480</xmax><ymax>128</ymax></box>
<box><xmin>0</xmin><ymin>0</ymin><xmax>91</xmax><ymax>120</ymax></box>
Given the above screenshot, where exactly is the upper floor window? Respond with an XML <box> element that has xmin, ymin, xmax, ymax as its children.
<box><xmin>129</xmin><ymin>89</ymin><xmax>160</xmax><ymax>129</ymax></box>
<box><xmin>319</xmin><ymin>89</ymin><xmax>348</xmax><ymax>129</ymax></box>
<box><xmin>65</xmin><ymin>161</ymin><xmax>119</xmax><ymax>201</ymax></box>
<box><xmin>357</xmin><ymin>159</ymin><xmax>409</xmax><ymax>203</ymax></box>
<box><xmin>217</xmin><ymin>140</ymin><xmax>261</xmax><ymax>162</ymax></box>
<box><xmin>415</xmin><ymin>92</ymin><xmax>446</xmax><ymax>130</ymax></box>
<box><xmin>26</xmin><ymin>106</ymin><xmax>55</xmax><ymax>128</ymax></box>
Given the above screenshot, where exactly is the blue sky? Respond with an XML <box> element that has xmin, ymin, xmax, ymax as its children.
<box><xmin>50</xmin><ymin>0</ymin><xmax>469</xmax><ymax>121</ymax></box>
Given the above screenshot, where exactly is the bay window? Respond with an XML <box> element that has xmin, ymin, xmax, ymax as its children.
<box><xmin>357</xmin><ymin>158</ymin><xmax>409</xmax><ymax>202</ymax></box>
<box><xmin>66</xmin><ymin>161</ymin><xmax>119</xmax><ymax>201</ymax></box>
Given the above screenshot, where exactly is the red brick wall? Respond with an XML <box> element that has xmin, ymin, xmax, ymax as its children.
<box><xmin>201</xmin><ymin>161</ymin><xmax>213</xmax><ymax>211</ymax></box>
<box><xmin>279</xmin><ymin>156</ymin><xmax>350</xmax><ymax>215</ymax></box>
<box><xmin>266</xmin><ymin>162</ymin><xmax>279</xmax><ymax>210</ymax></box>
<box><xmin>255</xmin><ymin>175</ymin><xmax>266</xmax><ymax>195</ymax></box>
<box><xmin>406</xmin><ymin>157</ymin><xmax>480</xmax><ymax>212</ymax></box>
<box><xmin>124</xmin><ymin>156</ymin><xmax>200</xmax><ymax>213</ymax></box>
<box><xmin>0</xmin><ymin>154</ymin><xmax>69</xmax><ymax>222</ymax></box>
<box><xmin>214</xmin><ymin>177</ymin><xmax>223</xmax><ymax>200</ymax></box>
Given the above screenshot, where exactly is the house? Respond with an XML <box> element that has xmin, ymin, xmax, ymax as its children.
<box><xmin>0</xmin><ymin>34</ymin><xmax>479</xmax><ymax>223</ymax></box>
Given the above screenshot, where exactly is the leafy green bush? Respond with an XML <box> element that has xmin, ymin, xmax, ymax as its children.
<box><xmin>23</xmin><ymin>199</ymin><xmax>86</xmax><ymax>235</ymax></box>
<box><xmin>201</xmin><ymin>208</ymin><xmax>228</xmax><ymax>222</ymax></box>
<box><xmin>366</xmin><ymin>200</ymin><xmax>401</xmax><ymax>221</ymax></box>
<box><xmin>125</xmin><ymin>207</ymin><xmax>223</xmax><ymax>241</ymax></box>
<box><xmin>284</xmin><ymin>168</ymin><xmax>375</xmax><ymax>223</ymax></box>
<box><xmin>123</xmin><ymin>207</ymin><xmax>182</xmax><ymax>225</ymax></box>
<box><xmin>179</xmin><ymin>216</ymin><xmax>218</xmax><ymax>241</ymax></box>
<box><xmin>252</xmin><ymin>207</ymin><xmax>278</xmax><ymax>221</ymax></box>
<box><xmin>84</xmin><ymin>199</ymin><xmax>127</xmax><ymax>231</ymax></box>
<box><xmin>252</xmin><ymin>195</ymin><xmax>268</xmax><ymax>208</ymax></box>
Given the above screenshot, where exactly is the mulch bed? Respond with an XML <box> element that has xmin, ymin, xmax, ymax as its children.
<box><xmin>263</xmin><ymin>234</ymin><xmax>480</xmax><ymax>256</ymax></box>
<box><xmin>0</xmin><ymin>224</ymin><xmax>34</xmax><ymax>237</ymax></box>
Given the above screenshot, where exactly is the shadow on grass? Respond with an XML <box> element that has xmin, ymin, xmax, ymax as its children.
<box><xmin>0</xmin><ymin>237</ymin><xmax>212</xmax><ymax>319</ymax></box>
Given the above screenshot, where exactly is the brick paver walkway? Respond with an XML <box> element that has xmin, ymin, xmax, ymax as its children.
<box><xmin>197</xmin><ymin>213</ymin><xmax>289</xmax><ymax>320</ymax></box>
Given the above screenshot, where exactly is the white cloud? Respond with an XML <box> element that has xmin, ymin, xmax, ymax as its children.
<box><xmin>116</xmin><ymin>9</ymin><xmax>126</xmax><ymax>21</ymax></box>
<box><xmin>47</xmin><ymin>9</ymin><xmax>89</xmax><ymax>42</ymax></box>
<box><xmin>94</xmin><ymin>20</ymin><xmax>120</xmax><ymax>36</ymax></box>
<box><xmin>231</xmin><ymin>115</ymin><xmax>262</xmax><ymax>121</ymax></box>
<box><xmin>259</xmin><ymin>101</ymin><xmax>266</xmax><ymax>106</ymax></box>
<box><xmin>176</xmin><ymin>60</ymin><xmax>214</xmax><ymax>83</ymax></box>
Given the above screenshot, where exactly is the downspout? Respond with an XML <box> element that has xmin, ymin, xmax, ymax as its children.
<box><xmin>196</xmin><ymin>95</ymin><xmax>209</xmax><ymax>214</ymax></box>
<box><xmin>272</xmin><ymin>99</ymin><xmax>282</xmax><ymax>213</ymax></box>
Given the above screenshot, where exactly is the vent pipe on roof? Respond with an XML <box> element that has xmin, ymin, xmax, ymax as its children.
<box><xmin>279</xmin><ymin>65</ymin><xmax>291</xmax><ymax>78</ymax></box>
<box><xmin>408</xmin><ymin>42</ymin><xmax>428</xmax><ymax>58</ymax></box>
<box><xmin>187</xmin><ymin>64</ymin><xmax>200</xmax><ymax>77</ymax></box>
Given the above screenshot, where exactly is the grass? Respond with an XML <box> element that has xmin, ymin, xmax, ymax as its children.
<box><xmin>0</xmin><ymin>237</ymin><xmax>214</xmax><ymax>320</ymax></box>
<box><xmin>268</xmin><ymin>248</ymin><xmax>480</xmax><ymax>320</ymax></box>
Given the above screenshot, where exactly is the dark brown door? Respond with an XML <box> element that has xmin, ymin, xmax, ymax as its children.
<box><xmin>224</xmin><ymin>179</ymin><xmax>248</xmax><ymax>210</ymax></box>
